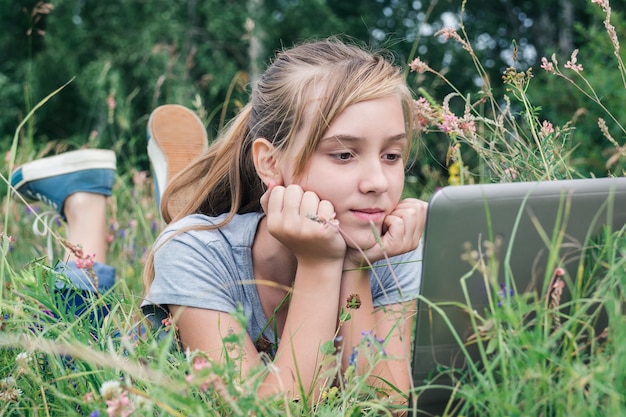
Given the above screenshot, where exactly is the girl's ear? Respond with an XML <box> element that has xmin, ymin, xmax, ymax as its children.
<box><xmin>252</xmin><ymin>138</ymin><xmax>284</xmax><ymax>186</ymax></box>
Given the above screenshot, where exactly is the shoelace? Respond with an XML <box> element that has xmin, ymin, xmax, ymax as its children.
<box><xmin>31</xmin><ymin>210</ymin><xmax>63</xmax><ymax>265</ymax></box>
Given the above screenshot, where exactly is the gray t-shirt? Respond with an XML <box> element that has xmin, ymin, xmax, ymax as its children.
<box><xmin>141</xmin><ymin>212</ymin><xmax>422</xmax><ymax>355</ymax></box>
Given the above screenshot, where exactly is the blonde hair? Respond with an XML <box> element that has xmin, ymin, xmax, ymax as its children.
<box><xmin>143</xmin><ymin>38</ymin><xmax>414</xmax><ymax>289</ymax></box>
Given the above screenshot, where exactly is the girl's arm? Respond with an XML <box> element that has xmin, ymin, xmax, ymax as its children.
<box><xmin>336</xmin><ymin>270</ymin><xmax>415</xmax><ymax>398</ymax></box>
<box><xmin>170</xmin><ymin>258</ymin><xmax>343</xmax><ymax>398</ymax></box>
<box><xmin>172</xmin><ymin>184</ymin><xmax>348</xmax><ymax>399</ymax></box>
<box><xmin>338</xmin><ymin>197</ymin><xmax>426</xmax><ymax>399</ymax></box>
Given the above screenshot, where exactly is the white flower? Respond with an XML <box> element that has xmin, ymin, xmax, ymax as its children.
<box><xmin>15</xmin><ymin>351</ymin><xmax>32</xmax><ymax>367</ymax></box>
<box><xmin>99</xmin><ymin>380</ymin><xmax>122</xmax><ymax>401</ymax></box>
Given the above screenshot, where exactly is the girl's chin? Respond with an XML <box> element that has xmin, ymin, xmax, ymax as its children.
<box><xmin>344</xmin><ymin>230</ymin><xmax>381</xmax><ymax>251</ymax></box>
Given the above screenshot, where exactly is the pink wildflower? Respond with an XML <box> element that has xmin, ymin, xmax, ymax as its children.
<box><xmin>409</xmin><ymin>57</ymin><xmax>429</xmax><ymax>73</ymax></box>
<box><xmin>132</xmin><ymin>171</ymin><xmax>148</xmax><ymax>186</ymax></box>
<box><xmin>105</xmin><ymin>391</ymin><xmax>135</xmax><ymax>417</ymax></box>
<box><xmin>564</xmin><ymin>49</ymin><xmax>583</xmax><ymax>72</ymax></box>
<box><xmin>412</xmin><ymin>97</ymin><xmax>437</xmax><ymax>132</ymax></box>
<box><xmin>106</xmin><ymin>94</ymin><xmax>116</xmax><ymax>111</ymax></box>
<box><xmin>160</xmin><ymin>317</ymin><xmax>179</xmax><ymax>331</ymax></box>
<box><xmin>439</xmin><ymin>110</ymin><xmax>460</xmax><ymax>134</ymax></box>
<box><xmin>540</xmin><ymin>57</ymin><xmax>555</xmax><ymax>73</ymax></box>
<box><xmin>540</xmin><ymin>120</ymin><xmax>554</xmax><ymax>138</ymax></box>
<box><xmin>76</xmin><ymin>253</ymin><xmax>96</xmax><ymax>269</ymax></box>
<box><xmin>186</xmin><ymin>356</ymin><xmax>213</xmax><ymax>392</ymax></box>
<box><xmin>592</xmin><ymin>0</ymin><xmax>609</xmax><ymax>13</ymax></box>
<box><xmin>192</xmin><ymin>357</ymin><xmax>210</xmax><ymax>372</ymax></box>
<box><xmin>459</xmin><ymin>119</ymin><xmax>476</xmax><ymax>136</ymax></box>
<box><xmin>503</xmin><ymin>168</ymin><xmax>518</xmax><ymax>180</ymax></box>
<box><xmin>436</xmin><ymin>27</ymin><xmax>457</xmax><ymax>41</ymax></box>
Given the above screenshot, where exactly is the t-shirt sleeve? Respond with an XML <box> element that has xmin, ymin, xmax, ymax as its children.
<box><xmin>369</xmin><ymin>241</ymin><xmax>423</xmax><ymax>307</ymax></box>
<box><xmin>141</xmin><ymin>229</ymin><xmax>242</xmax><ymax>314</ymax></box>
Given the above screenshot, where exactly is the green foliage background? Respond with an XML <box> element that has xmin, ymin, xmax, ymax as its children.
<box><xmin>1</xmin><ymin>0</ymin><xmax>625</xmax><ymax>177</ymax></box>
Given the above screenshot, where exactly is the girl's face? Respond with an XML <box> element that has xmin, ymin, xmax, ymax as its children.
<box><xmin>279</xmin><ymin>95</ymin><xmax>407</xmax><ymax>250</ymax></box>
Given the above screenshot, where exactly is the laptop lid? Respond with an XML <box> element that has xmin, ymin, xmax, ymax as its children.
<box><xmin>410</xmin><ymin>176</ymin><xmax>626</xmax><ymax>415</ymax></box>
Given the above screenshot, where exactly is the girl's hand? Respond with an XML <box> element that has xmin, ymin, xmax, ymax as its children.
<box><xmin>344</xmin><ymin>198</ymin><xmax>427</xmax><ymax>269</ymax></box>
<box><xmin>261</xmin><ymin>183</ymin><xmax>347</xmax><ymax>263</ymax></box>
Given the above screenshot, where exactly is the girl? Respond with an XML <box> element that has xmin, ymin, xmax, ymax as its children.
<box><xmin>141</xmin><ymin>38</ymin><xmax>428</xmax><ymax>401</ymax></box>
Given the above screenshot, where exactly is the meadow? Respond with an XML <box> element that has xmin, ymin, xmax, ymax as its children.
<box><xmin>1</xmin><ymin>1</ymin><xmax>625</xmax><ymax>416</ymax></box>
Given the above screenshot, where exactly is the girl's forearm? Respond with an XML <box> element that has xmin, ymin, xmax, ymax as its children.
<box><xmin>258</xmin><ymin>260</ymin><xmax>343</xmax><ymax>399</ymax></box>
<box><xmin>337</xmin><ymin>269</ymin><xmax>413</xmax><ymax>397</ymax></box>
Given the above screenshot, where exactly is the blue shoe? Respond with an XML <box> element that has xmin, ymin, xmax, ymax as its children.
<box><xmin>147</xmin><ymin>105</ymin><xmax>208</xmax><ymax>210</ymax></box>
<box><xmin>10</xmin><ymin>149</ymin><xmax>116</xmax><ymax>219</ymax></box>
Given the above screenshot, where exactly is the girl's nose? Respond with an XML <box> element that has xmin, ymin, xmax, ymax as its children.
<box><xmin>358</xmin><ymin>161</ymin><xmax>389</xmax><ymax>194</ymax></box>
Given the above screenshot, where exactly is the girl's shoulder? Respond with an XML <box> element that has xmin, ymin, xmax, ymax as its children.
<box><xmin>159</xmin><ymin>212</ymin><xmax>265</xmax><ymax>248</ymax></box>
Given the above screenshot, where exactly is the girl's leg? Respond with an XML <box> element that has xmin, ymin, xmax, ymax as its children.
<box><xmin>11</xmin><ymin>149</ymin><xmax>117</xmax><ymax>321</ymax></box>
<box><xmin>63</xmin><ymin>192</ymin><xmax>109</xmax><ymax>264</ymax></box>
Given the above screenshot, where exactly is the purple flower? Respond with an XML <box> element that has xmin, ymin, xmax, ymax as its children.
<box><xmin>349</xmin><ymin>347</ymin><xmax>358</xmax><ymax>367</ymax></box>
<box><xmin>497</xmin><ymin>283</ymin><xmax>514</xmax><ymax>306</ymax></box>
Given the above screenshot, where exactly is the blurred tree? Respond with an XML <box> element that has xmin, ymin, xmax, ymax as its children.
<box><xmin>0</xmin><ymin>0</ymin><xmax>623</xmax><ymax>177</ymax></box>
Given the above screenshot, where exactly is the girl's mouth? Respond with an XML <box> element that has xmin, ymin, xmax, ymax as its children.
<box><xmin>350</xmin><ymin>209</ymin><xmax>385</xmax><ymax>223</ymax></box>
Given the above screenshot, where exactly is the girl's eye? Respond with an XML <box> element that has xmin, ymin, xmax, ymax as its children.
<box><xmin>331</xmin><ymin>152</ymin><xmax>354</xmax><ymax>161</ymax></box>
<box><xmin>383</xmin><ymin>153</ymin><xmax>401</xmax><ymax>162</ymax></box>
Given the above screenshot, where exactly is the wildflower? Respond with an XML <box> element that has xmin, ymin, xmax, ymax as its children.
<box><xmin>459</xmin><ymin>118</ymin><xmax>476</xmax><ymax>136</ymax></box>
<box><xmin>436</xmin><ymin>27</ymin><xmax>458</xmax><ymax>41</ymax></box>
<box><xmin>360</xmin><ymin>331</ymin><xmax>388</xmax><ymax>356</ymax></box>
<box><xmin>412</xmin><ymin>97</ymin><xmax>438</xmax><ymax>132</ymax></box>
<box><xmin>161</xmin><ymin>317</ymin><xmax>178</xmax><ymax>331</ymax></box>
<box><xmin>76</xmin><ymin>252</ymin><xmax>96</xmax><ymax>269</ymax></box>
<box><xmin>592</xmin><ymin>0</ymin><xmax>609</xmax><ymax>13</ymax></box>
<box><xmin>540</xmin><ymin>120</ymin><xmax>555</xmax><ymax>138</ymax></box>
<box><xmin>447</xmin><ymin>161</ymin><xmax>462</xmax><ymax>186</ymax></box>
<box><xmin>185</xmin><ymin>356</ymin><xmax>214</xmax><ymax>392</ymax></box>
<box><xmin>15</xmin><ymin>351</ymin><xmax>32</xmax><ymax>372</ymax></box>
<box><xmin>106</xmin><ymin>94</ymin><xmax>117</xmax><ymax>111</ymax></box>
<box><xmin>0</xmin><ymin>377</ymin><xmax>22</xmax><ymax>402</ymax></box>
<box><xmin>106</xmin><ymin>391</ymin><xmax>135</xmax><ymax>417</ymax></box>
<box><xmin>346</xmin><ymin>293</ymin><xmax>362</xmax><ymax>309</ymax></box>
<box><xmin>191</xmin><ymin>356</ymin><xmax>210</xmax><ymax>372</ymax></box>
<box><xmin>540</xmin><ymin>56</ymin><xmax>555</xmax><ymax>73</ymax></box>
<box><xmin>503</xmin><ymin>167</ymin><xmax>518</xmax><ymax>180</ymax></box>
<box><xmin>321</xmin><ymin>386</ymin><xmax>339</xmax><ymax>401</ymax></box>
<box><xmin>439</xmin><ymin>110</ymin><xmax>460</xmax><ymax>134</ymax></box>
<box><xmin>409</xmin><ymin>57</ymin><xmax>429</xmax><ymax>73</ymax></box>
<box><xmin>0</xmin><ymin>232</ymin><xmax>15</xmax><ymax>244</ymax></box>
<box><xmin>100</xmin><ymin>380</ymin><xmax>123</xmax><ymax>401</ymax></box>
<box><xmin>132</xmin><ymin>170</ymin><xmax>148</xmax><ymax>186</ymax></box>
<box><xmin>349</xmin><ymin>347</ymin><xmax>358</xmax><ymax>366</ymax></box>
<box><xmin>564</xmin><ymin>49</ymin><xmax>583</xmax><ymax>72</ymax></box>
<box><xmin>497</xmin><ymin>283</ymin><xmax>514</xmax><ymax>303</ymax></box>
<box><xmin>90</xmin><ymin>411</ymin><xmax>100</xmax><ymax>417</ymax></box>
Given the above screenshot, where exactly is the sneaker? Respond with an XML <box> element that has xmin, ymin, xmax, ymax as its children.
<box><xmin>10</xmin><ymin>149</ymin><xmax>116</xmax><ymax>219</ymax></box>
<box><xmin>147</xmin><ymin>105</ymin><xmax>208</xmax><ymax>208</ymax></box>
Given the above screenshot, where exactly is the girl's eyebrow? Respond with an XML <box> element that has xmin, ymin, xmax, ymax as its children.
<box><xmin>320</xmin><ymin>133</ymin><xmax>408</xmax><ymax>144</ymax></box>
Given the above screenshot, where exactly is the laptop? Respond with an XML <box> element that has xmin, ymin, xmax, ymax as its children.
<box><xmin>410</xmin><ymin>176</ymin><xmax>626</xmax><ymax>415</ymax></box>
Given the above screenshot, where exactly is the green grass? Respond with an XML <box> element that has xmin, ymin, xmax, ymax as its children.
<box><xmin>1</xmin><ymin>2</ymin><xmax>626</xmax><ymax>415</ymax></box>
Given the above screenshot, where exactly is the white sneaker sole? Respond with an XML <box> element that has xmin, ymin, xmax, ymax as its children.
<box><xmin>147</xmin><ymin>105</ymin><xmax>208</xmax><ymax>200</ymax></box>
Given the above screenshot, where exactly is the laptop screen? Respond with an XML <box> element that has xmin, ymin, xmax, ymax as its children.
<box><xmin>410</xmin><ymin>177</ymin><xmax>626</xmax><ymax>415</ymax></box>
